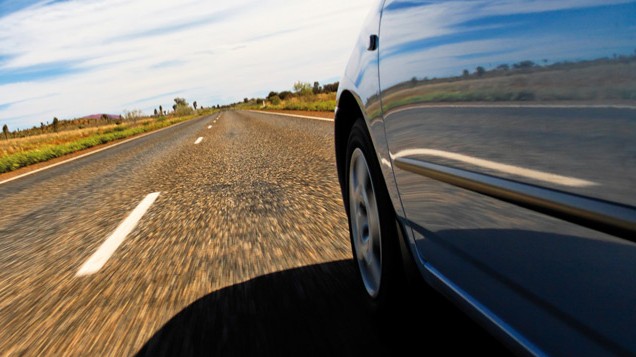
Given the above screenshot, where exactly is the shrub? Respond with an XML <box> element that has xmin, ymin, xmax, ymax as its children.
<box><xmin>514</xmin><ymin>91</ymin><xmax>536</xmax><ymax>101</ymax></box>
<box><xmin>175</xmin><ymin>106</ymin><xmax>193</xmax><ymax>116</ymax></box>
<box><xmin>279</xmin><ymin>91</ymin><xmax>293</xmax><ymax>100</ymax></box>
<box><xmin>293</xmin><ymin>81</ymin><xmax>313</xmax><ymax>96</ymax></box>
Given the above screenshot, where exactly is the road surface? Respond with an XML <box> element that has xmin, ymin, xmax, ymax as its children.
<box><xmin>0</xmin><ymin>111</ymin><xmax>507</xmax><ymax>355</ymax></box>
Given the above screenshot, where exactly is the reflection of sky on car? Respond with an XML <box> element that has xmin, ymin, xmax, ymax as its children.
<box><xmin>379</xmin><ymin>0</ymin><xmax>636</xmax><ymax>87</ymax></box>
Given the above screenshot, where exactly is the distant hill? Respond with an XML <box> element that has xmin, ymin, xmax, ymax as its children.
<box><xmin>81</xmin><ymin>114</ymin><xmax>121</xmax><ymax>120</ymax></box>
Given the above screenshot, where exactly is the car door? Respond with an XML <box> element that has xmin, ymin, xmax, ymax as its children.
<box><xmin>379</xmin><ymin>1</ymin><xmax>636</xmax><ymax>355</ymax></box>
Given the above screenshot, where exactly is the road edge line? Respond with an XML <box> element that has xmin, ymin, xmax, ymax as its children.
<box><xmin>246</xmin><ymin>110</ymin><xmax>334</xmax><ymax>122</ymax></box>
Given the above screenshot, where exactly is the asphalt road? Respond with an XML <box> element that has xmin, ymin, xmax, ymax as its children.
<box><xmin>0</xmin><ymin>111</ymin><xmax>508</xmax><ymax>356</ymax></box>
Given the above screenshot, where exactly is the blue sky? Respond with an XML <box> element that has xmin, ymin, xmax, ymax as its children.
<box><xmin>0</xmin><ymin>0</ymin><xmax>371</xmax><ymax>130</ymax></box>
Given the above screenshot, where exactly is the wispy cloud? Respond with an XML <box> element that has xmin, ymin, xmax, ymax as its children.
<box><xmin>378</xmin><ymin>0</ymin><xmax>636</xmax><ymax>87</ymax></box>
<box><xmin>0</xmin><ymin>60</ymin><xmax>85</xmax><ymax>84</ymax></box>
<box><xmin>121</xmin><ymin>90</ymin><xmax>184</xmax><ymax>107</ymax></box>
<box><xmin>0</xmin><ymin>0</ymin><xmax>371</xmax><ymax>129</ymax></box>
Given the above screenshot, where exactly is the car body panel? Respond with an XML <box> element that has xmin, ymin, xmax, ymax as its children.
<box><xmin>336</xmin><ymin>0</ymin><xmax>406</xmax><ymax>218</ymax></box>
<box><xmin>337</xmin><ymin>0</ymin><xmax>636</xmax><ymax>355</ymax></box>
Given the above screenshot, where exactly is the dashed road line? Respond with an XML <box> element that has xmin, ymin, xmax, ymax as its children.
<box><xmin>76</xmin><ymin>192</ymin><xmax>160</xmax><ymax>276</ymax></box>
<box><xmin>207</xmin><ymin>125</ymin><xmax>212</xmax><ymax>129</ymax></box>
<box><xmin>194</xmin><ymin>137</ymin><xmax>203</xmax><ymax>144</ymax></box>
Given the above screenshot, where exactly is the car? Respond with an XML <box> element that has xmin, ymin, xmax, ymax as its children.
<box><xmin>334</xmin><ymin>0</ymin><xmax>636</xmax><ymax>355</ymax></box>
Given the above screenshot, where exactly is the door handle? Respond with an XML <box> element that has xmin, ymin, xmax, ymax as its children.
<box><xmin>368</xmin><ymin>34</ymin><xmax>379</xmax><ymax>51</ymax></box>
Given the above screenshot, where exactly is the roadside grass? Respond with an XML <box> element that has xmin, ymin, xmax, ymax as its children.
<box><xmin>236</xmin><ymin>92</ymin><xmax>336</xmax><ymax>112</ymax></box>
<box><xmin>382</xmin><ymin>61</ymin><xmax>636</xmax><ymax>111</ymax></box>
<box><xmin>0</xmin><ymin>113</ymin><xmax>209</xmax><ymax>174</ymax></box>
<box><xmin>0</xmin><ymin>121</ymin><xmax>152</xmax><ymax>157</ymax></box>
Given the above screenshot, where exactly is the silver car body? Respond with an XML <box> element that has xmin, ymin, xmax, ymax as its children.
<box><xmin>335</xmin><ymin>1</ymin><xmax>636</xmax><ymax>355</ymax></box>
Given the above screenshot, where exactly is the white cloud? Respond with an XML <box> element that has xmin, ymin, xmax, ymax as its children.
<box><xmin>0</xmin><ymin>0</ymin><xmax>372</xmax><ymax>129</ymax></box>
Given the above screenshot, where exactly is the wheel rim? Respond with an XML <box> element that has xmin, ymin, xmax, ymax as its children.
<box><xmin>349</xmin><ymin>148</ymin><xmax>382</xmax><ymax>298</ymax></box>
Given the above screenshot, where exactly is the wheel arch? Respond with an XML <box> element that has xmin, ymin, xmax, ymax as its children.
<box><xmin>335</xmin><ymin>89</ymin><xmax>401</xmax><ymax>219</ymax></box>
<box><xmin>336</xmin><ymin>89</ymin><xmax>422</xmax><ymax>287</ymax></box>
<box><xmin>334</xmin><ymin>89</ymin><xmax>363</xmax><ymax>203</ymax></box>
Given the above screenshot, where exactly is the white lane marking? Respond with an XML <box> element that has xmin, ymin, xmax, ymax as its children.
<box><xmin>247</xmin><ymin>110</ymin><xmax>334</xmax><ymax>122</ymax></box>
<box><xmin>194</xmin><ymin>137</ymin><xmax>203</xmax><ymax>144</ymax></box>
<box><xmin>77</xmin><ymin>192</ymin><xmax>160</xmax><ymax>276</ymax></box>
<box><xmin>0</xmin><ymin>120</ymin><xmax>193</xmax><ymax>186</ymax></box>
<box><xmin>392</xmin><ymin>149</ymin><xmax>597</xmax><ymax>187</ymax></box>
<box><xmin>207</xmin><ymin>125</ymin><xmax>212</xmax><ymax>129</ymax></box>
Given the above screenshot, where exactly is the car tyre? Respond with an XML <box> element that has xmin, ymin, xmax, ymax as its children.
<box><xmin>345</xmin><ymin>118</ymin><xmax>403</xmax><ymax>313</ymax></box>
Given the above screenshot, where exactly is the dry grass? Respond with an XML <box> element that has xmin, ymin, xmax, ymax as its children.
<box><xmin>0</xmin><ymin>114</ymin><xmax>207</xmax><ymax>174</ymax></box>
<box><xmin>236</xmin><ymin>92</ymin><xmax>336</xmax><ymax>112</ymax></box>
<box><xmin>0</xmin><ymin>120</ymin><xmax>155</xmax><ymax>157</ymax></box>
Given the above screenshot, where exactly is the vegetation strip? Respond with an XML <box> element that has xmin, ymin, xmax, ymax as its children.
<box><xmin>0</xmin><ymin>120</ymin><xmax>191</xmax><ymax>186</ymax></box>
<box><xmin>231</xmin><ymin>80</ymin><xmax>338</xmax><ymax>112</ymax></box>
<box><xmin>0</xmin><ymin>115</ymin><xmax>203</xmax><ymax>174</ymax></box>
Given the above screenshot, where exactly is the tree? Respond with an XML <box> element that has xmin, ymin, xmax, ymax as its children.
<box><xmin>322</xmin><ymin>82</ymin><xmax>339</xmax><ymax>92</ymax></box>
<box><xmin>154</xmin><ymin>108</ymin><xmax>158</xmax><ymax>116</ymax></box>
<box><xmin>193</xmin><ymin>101</ymin><xmax>198</xmax><ymax>110</ymax></box>
<box><xmin>279</xmin><ymin>91</ymin><xmax>293</xmax><ymax>100</ymax></box>
<box><xmin>40</xmin><ymin>122</ymin><xmax>45</xmax><ymax>133</ymax></box>
<box><xmin>462</xmin><ymin>69</ymin><xmax>470</xmax><ymax>77</ymax></box>
<box><xmin>243</xmin><ymin>98</ymin><xmax>249</xmax><ymax>103</ymax></box>
<box><xmin>313</xmin><ymin>81</ymin><xmax>321</xmax><ymax>94</ymax></box>
<box><xmin>173</xmin><ymin>97</ymin><xmax>193</xmax><ymax>116</ymax></box>
<box><xmin>513</xmin><ymin>60</ymin><xmax>536</xmax><ymax>69</ymax></box>
<box><xmin>123</xmin><ymin>109</ymin><xmax>143</xmax><ymax>120</ymax></box>
<box><xmin>52</xmin><ymin>117</ymin><xmax>59</xmax><ymax>132</ymax></box>
<box><xmin>173</xmin><ymin>104</ymin><xmax>177</xmax><ymax>112</ymax></box>
<box><xmin>293</xmin><ymin>81</ymin><xmax>313</xmax><ymax>96</ymax></box>
<box><xmin>159</xmin><ymin>105</ymin><xmax>163</xmax><ymax>116</ymax></box>
<box><xmin>2</xmin><ymin>124</ymin><xmax>9</xmax><ymax>139</ymax></box>
<box><xmin>475</xmin><ymin>66</ymin><xmax>486</xmax><ymax>76</ymax></box>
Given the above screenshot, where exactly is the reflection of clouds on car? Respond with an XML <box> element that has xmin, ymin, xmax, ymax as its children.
<box><xmin>379</xmin><ymin>1</ymin><xmax>636</xmax><ymax>87</ymax></box>
<box><xmin>335</xmin><ymin>0</ymin><xmax>636</xmax><ymax>355</ymax></box>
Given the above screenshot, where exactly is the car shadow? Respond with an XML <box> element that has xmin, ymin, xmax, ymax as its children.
<box><xmin>136</xmin><ymin>259</ymin><xmax>509</xmax><ymax>356</ymax></box>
